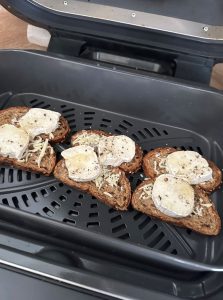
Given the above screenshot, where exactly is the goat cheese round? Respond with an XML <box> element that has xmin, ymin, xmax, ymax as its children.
<box><xmin>62</xmin><ymin>145</ymin><xmax>101</xmax><ymax>182</ymax></box>
<box><xmin>19</xmin><ymin>108</ymin><xmax>61</xmax><ymax>138</ymax></box>
<box><xmin>0</xmin><ymin>124</ymin><xmax>29</xmax><ymax>159</ymax></box>
<box><xmin>152</xmin><ymin>174</ymin><xmax>194</xmax><ymax>218</ymax></box>
<box><xmin>98</xmin><ymin>135</ymin><xmax>135</xmax><ymax>167</ymax></box>
<box><xmin>166</xmin><ymin>151</ymin><xmax>212</xmax><ymax>184</ymax></box>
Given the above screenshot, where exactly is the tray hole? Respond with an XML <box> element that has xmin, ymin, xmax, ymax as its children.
<box><xmin>68</xmin><ymin>119</ymin><xmax>76</xmax><ymax>125</ymax></box>
<box><xmin>31</xmin><ymin>192</ymin><xmax>39</xmax><ymax>202</ymax></box>
<box><xmin>119</xmin><ymin>124</ymin><xmax>127</xmax><ymax>130</ymax></box>
<box><xmin>87</xmin><ymin>221</ymin><xmax>100</xmax><ymax>228</ymax></box>
<box><xmin>138</xmin><ymin>131</ymin><xmax>146</xmax><ymax>139</ymax></box>
<box><xmin>26</xmin><ymin>172</ymin><xmax>32</xmax><ymax>180</ymax></box>
<box><xmin>139</xmin><ymin>217</ymin><xmax>152</xmax><ymax>230</ymax></box>
<box><xmin>21</xmin><ymin>194</ymin><xmax>29</xmax><ymax>207</ymax></box>
<box><xmin>35</xmin><ymin>173</ymin><xmax>41</xmax><ymax>178</ymax></box>
<box><xmin>60</xmin><ymin>104</ymin><xmax>66</xmax><ymax>108</ymax></box>
<box><xmin>30</xmin><ymin>99</ymin><xmax>38</xmax><ymax>104</ymax></box>
<box><xmin>171</xmin><ymin>249</ymin><xmax>178</xmax><ymax>255</ymax></box>
<box><xmin>50</xmin><ymin>186</ymin><xmax>57</xmax><ymax>192</ymax></box>
<box><xmin>41</xmin><ymin>189</ymin><xmax>48</xmax><ymax>197</ymax></box>
<box><xmin>186</xmin><ymin>229</ymin><xmax>192</xmax><ymax>235</ymax></box>
<box><xmin>59</xmin><ymin>195</ymin><xmax>67</xmax><ymax>202</ymax></box>
<box><xmin>159</xmin><ymin>240</ymin><xmax>171</xmax><ymax>251</ymax></box>
<box><xmin>143</xmin><ymin>224</ymin><xmax>158</xmax><ymax>239</ymax></box>
<box><xmin>69</xmin><ymin>210</ymin><xmax>79</xmax><ymax>217</ymax></box>
<box><xmin>32</xmin><ymin>101</ymin><xmax>44</xmax><ymax>108</ymax></box>
<box><xmin>51</xmin><ymin>201</ymin><xmax>60</xmax><ymax>209</ymax></box>
<box><xmin>131</xmin><ymin>133</ymin><xmax>139</xmax><ymax>141</ymax></box>
<box><xmin>123</xmin><ymin>120</ymin><xmax>133</xmax><ymax>127</ymax></box>
<box><xmin>119</xmin><ymin>233</ymin><xmax>130</xmax><ymax>240</ymax></box>
<box><xmin>8</xmin><ymin>169</ymin><xmax>14</xmax><ymax>183</ymax></box>
<box><xmin>42</xmin><ymin>104</ymin><xmax>51</xmax><ymax>109</ymax></box>
<box><xmin>17</xmin><ymin>170</ymin><xmax>23</xmax><ymax>182</ymax></box>
<box><xmin>111</xmin><ymin>215</ymin><xmax>122</xmax><ymax>223</ymax></box>
<box><xmin>133</xmin><ymin>212</ymin><xmax>143</xmax><ymax>221</ymax></box>
<box><xmin>148</xmin><ymin>232</ymin><xmax>165</xmax><ymax>247</ymax></box>
<box><xmin>142</xmin><ymin>221</ymin><xmax>158</xmax><ymax>238</ymax></box>
<box><xmin>112</xmin><ymin>224</ymin><xmax>126</xmax><ymax>233</ymax></box>
<box><xmin>62</xmin><ymin>108</ymin><xmax>75</xmax><ymax>113</ymax></box>
<box><xmin>102</xmin><ymin>118</ymin><xmax>111</xmax><ymax>123</ymax></box>
<box><xmin>84</xmin><ymin>123</ymin><xmax>92</xmax><ymax>126</ymax></box>
<box><xmin>43</xmin><ymin>207</ymin><xmax>54</xmax><ymax>216</ymax></box>
<box><xmin>0</xmin><ymin>168</ymin><xmax>5</xmax><ymax>183</ymax></box>
<box><xmin>78</xmin><ymin>194</ymin><xmax>83</xmax><ymax>199</ymax></box>
<box><xmin>163</xmin><ymin>130</ymin><xmax>168</xmax><ymax>135</ymax></box>
<box><xmin>152</xmin><ymin>128</ymin><xmax>161</xmax><ymax>136</ymax></box>
<box><xmin>64</xmin><ymin>218</ymin><xmax>76</xmax><ymax>225</ymax></box>
<box><xmin>100</xmin><ymin>124</ymin><xmax>108</xmax><ymax>128</ymax></box>
<box><xmin>66</xmin><ymin>189</ymin><xmax>72</xmax><ymax>194</ymax></box>
<box><xmin>89</xmin><ymin>212</ymin><xmax>98</xmax><ymax>218</ymax></box>
<box><xmin>84</xmin><ymin>112</ymin><xmax>95</xmax><ymax>115</ymax></box>
<box><xmin>84</xmin><ymin>117</ymin><xmax>94</xmax><ymax>121</ymax></box>
<box><xmin>144</xmin><ymin>128</ymin><xmax>154</xmax><ymax>138</ymax></box>
<box><xmin>180</xmin><ymin>146</ymin><xmax>186</xmax><ymax>150</ymax></box>
<box><xmin>91</xmin><ymin>203</ymin><xmax>98</xmax><ymax>208</ymax></box>
<box><xmin>114</xmin><ymin>129</ymin><xmax>122</xmax><ymax>134</ymax></box>
<box><xmin>188</xmin><ymin>146</ymin><xmax>194</xmax><ymax>151</ymax></box>
<box><xmin>64</xmin><ymin>113</ymin><xmax>75</xmax><ymax>119</ymax></box>
<box><xmin>108</xmin><ymin>208</ymin><xmax>116</xmax><ymax>213</ymax></box>
<box><xmin>2</xmin><ymin>198</ymin><xmax>9</xmax><ymax>206</ymax></box>
<box><xmin>74</xmin><ymin>202</ymin><xmax>81</xmax><ymax>207</ymax></box>
<box><xmin>197</xmin><ymin>147</ymin><xmax>203</xmax><ymax>155</ymax></box>
<box><xmin>12</xmin><ymin>197</ymin><xmax>19</xmax><ymax>209</ymax></box>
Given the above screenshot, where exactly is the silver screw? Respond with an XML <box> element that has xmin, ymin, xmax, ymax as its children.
<box><xmin>203</xmin><ymin>26</ymin><xmax>209</xmax><ymax>32</ymax></box>
<box><xmin>64</xmin><ymin>1</ymin><xmax>68</xmax><ymax>5</ymax></box>
<box><xmin>132</xmin><ymin>12</ymin><xmax>136</xmax><ymax>18</ymax></box>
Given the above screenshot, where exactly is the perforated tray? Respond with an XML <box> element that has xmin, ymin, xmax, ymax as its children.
<box><xmin>1</xmin><ymin>91</ymin><xmax>223</xmax><ymax>267</ymax></box>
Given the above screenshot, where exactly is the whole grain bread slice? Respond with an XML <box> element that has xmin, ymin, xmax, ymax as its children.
<box><xmin>131</xmin><ymin>179</ymin><xmax>221</xmax><ymax>236</ymax></box>
<box><xmin>143</xmin><ymin>147</ymin><xmax>222</xmax><ymax>193</ymax></box>
<box><xmin>0</xmin><ymin>142</ymin><xmax>56</xmax><ymax>176</ymax></box>
<box><xmin>0</xmin><ymin>106</ymin><xmax>70</xmax><ymax>143</ymax></box>
<box><xmin>71</xmin><ymin>129</ymin><xmax>143</xmax><ymax>174</ymax></box>
<box><xmin>54</xmin><ymin>159</ymin><xmax>131</xmax><ymax>210</ymax></box>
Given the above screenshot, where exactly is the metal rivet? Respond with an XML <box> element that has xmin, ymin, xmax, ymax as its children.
<box><xmin>203</xmin><ymin>26</ymin><xmax>209</xmax><ymax>32</ymax></box>
<box><xmin>64</xmin><ymin>1</ymin><xmax>68</xmax><ymax>5</ymax></box>
<box><xmin>132</xmin><ymin>12</ymin><xmax>136</xmax><ymax>18</ymax></box>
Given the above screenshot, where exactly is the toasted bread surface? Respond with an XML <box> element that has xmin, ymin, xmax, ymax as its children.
<box><xmin>54</xmin><ymin>159</ymin><xmax>131</xmax><ymax>210</ymax></box>
<box><xmin>132</xmin><ymin>179</ymin><xmax>221</xmax><ymax>236</ymax></box>
<box><xmin>0</xmin><ymin>106</ymin><xmax>70</xmax><ymax>143</ymax></box>
<box><xmin>71</xmin><ymin>129</ymin><xmax>143</xmax><ymax>174</ymax></box>
<box><xmin>143</xmin><ymin>147</ymin><xmax>222</xmax><ymax>193</ymax></box>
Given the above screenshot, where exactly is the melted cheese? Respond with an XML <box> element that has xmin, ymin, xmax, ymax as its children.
<box><xmin>94</xmin><ymin>167</ymin><xmax>120</xmax><ymax>189</ymax></box>
<box><xmin>152</xmin><ymin>174</ymin><xmax>195</xmax><ymax>218</ymax></box>
<box><xmin>0</xmin><ymin>124</ymin><xmax>29</xmax><ymax>159</ymax></box>
<box><xmin>62</xmin><ymin>145</ymin><xmax>101</xmax><ymax>182</ymax></box>
<box><xmin>19</xmin><ymin>108</ymin><xmax>61</xmax><ymax>138</ymax></box>
<box><xmin>72</xmin><ymin>131</ymin><xmax>102</xmax><ymax>148</ymax></box>
<box><xmin>98</xmin><ymin>135</ymin><xmax>135</xmax><ymax>167</ymax></box>
<box><xmin>166</xmin><ymin>151</ymin><xmax>213</xmax><ymax>184</ymax></box>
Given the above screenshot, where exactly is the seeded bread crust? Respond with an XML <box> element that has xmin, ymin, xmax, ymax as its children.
<box><xmin>131</xmin><ymin>179</ymin><xmax>221</xmax><ymax>236</ymax></box>
<box><xmin>71</xmin><ymin>129</ymin><xmax>143</xmax><ymax>174</ymax></box>
<box><xmin>143</xmin><ymin>147</ymin><xmax>222</xmax><ymax>193</ymax></box>
<box><xmin>0</xmin><ymin>106</ymin><xmax>70</xmax><ymax>143</ymax></box>
<box><xmin>54</xmin><ymin>159</ymin><xmax>131</xmax><ymax>210</ymax></box>
<box><xmin>0</xmin><ymin>147</ymin><xmax>56</xmax><ymax>176</ymax></box>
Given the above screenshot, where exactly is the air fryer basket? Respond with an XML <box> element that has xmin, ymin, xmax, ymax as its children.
<box><xmin>1</xmin><ymin>50</ymin><xmax>223</xmax><ymax>274</ymax></box>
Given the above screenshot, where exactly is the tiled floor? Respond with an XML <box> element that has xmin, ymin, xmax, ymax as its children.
<box><xmin>0</xmin><ymin>5</ymin><xmax>222</xmax><ymax>90</ymax></box>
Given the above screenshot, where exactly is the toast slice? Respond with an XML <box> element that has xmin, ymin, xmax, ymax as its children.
<box><xmin>71</xmin><ymin>130</ymin><xmax>143</xmax><ymax>174</ymax></box>
<box><xmin>132</xmin><ymin>179</ymin><xmax>221</xmax><ymax>236</ymax></box>
<box><xmin>143</xmin><ymin>147</ymin><xmax>222</xmax><ymax>193</ymax></box>
<box><xmin>0</xmin><ymin>137</ymin><xmax>56</xmax><ymax>176</ymax></box>
<box><xmin>0</xmin><ymin>106</ymin><xmax>70</xmax><ymax>143</ymax></box>
<box><xmin>54</xmin><ymin>159</ymin><xmax>131</xmax><ymax>210</ymax></box>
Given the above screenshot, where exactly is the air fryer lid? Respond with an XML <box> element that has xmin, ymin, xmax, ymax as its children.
<box><xmin>2</xmin><ymin>0</ymin><xmax>223</xmax><ymax>59</ymax></box>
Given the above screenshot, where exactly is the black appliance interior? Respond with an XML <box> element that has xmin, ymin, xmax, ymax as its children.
<box><xmin>1</xmin><ymin>1</ymin><xmax>223</xmax><ymax>299</ymax></box>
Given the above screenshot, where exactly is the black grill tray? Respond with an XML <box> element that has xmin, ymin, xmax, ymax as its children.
<box><xmin>1</xmin><ymin>50</ymin><xmax>223</xmax><ymax>273</ymax></box>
